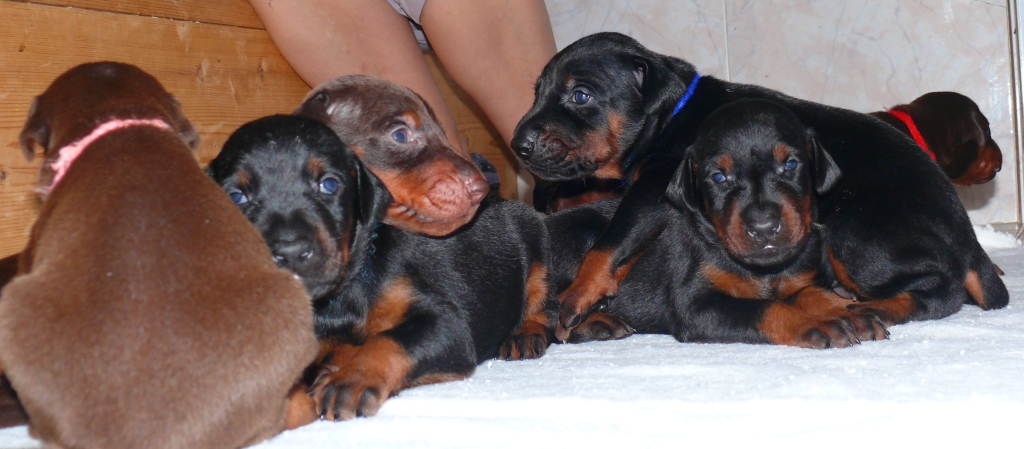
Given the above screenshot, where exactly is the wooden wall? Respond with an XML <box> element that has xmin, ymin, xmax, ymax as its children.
<box><xmin>0</xmin><ymin>0</ymin><xmax>516</xmax><ymax>258</ymax></box>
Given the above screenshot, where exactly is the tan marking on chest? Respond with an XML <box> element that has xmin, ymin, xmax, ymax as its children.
<box><xmin>701</xmin><ymin>264</ymin><xmax>816</xmax><ymax>300</ymax></box>
<box><xmin>365</xmin><ymin>277</ymin><xmax>415</xmax><ymax>336</ymax></box>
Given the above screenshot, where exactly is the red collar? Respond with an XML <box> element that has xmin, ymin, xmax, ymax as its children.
<box><xmin>886</xmin><ymin>109</ymin><xmax>935</xmax><ymax>161</ymax></box>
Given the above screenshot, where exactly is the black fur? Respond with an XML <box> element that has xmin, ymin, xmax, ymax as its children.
<box><xmin>514</xmin><ymin>33</ymin><xmax>1007</xmax><ymax>336</ymax></box>
<box><xmin>207</xmin><ymin>115</ymin><xmax>551</xmax><ymax>419</ymax></box>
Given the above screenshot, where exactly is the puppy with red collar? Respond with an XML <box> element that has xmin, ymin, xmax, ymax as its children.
<box><xmin>0</xmin><ymin>62</ymin><xmax>318</xmax><ymax>449</ymax></box>
<box><xmin>870</xmin><ymin>92</ymin><xmax>1002</xmax><ymax>186</ymax></box>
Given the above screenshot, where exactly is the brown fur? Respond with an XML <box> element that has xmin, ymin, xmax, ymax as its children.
<box><xmin>313</xmin><ymin>277</ymin><xmax>417</xmax><ymax>420</ymax></box>
<box><xmin>314</xmin><ymin>338</ymin><xmax>413</xmax><ymax>421</ymax></box>
<box><xmin>848</xmin><ymin>293</ymin><xmax>920</xmax><ymax>327</ymax></box>
<box><xmin>869</xmin><ymin>92</ymin><xmax>1002</xmax><ymax>186</ymax></box>
<box><xmin>554</xmin><ymin>249</ymin><xmax>620</xmax><ymax>342</ymax></box>
<box><xmin>964</xmin><ymin>269</ymin><xmax>987</xmax><ymax>309</ymax></box>
<box><xmin>294</xmin><ymin>75</ymin><xmax>489</xmax><ymax>236</ymax></box>
<box><xmin>757</xmin><ymin>302</ymin><xmax>858</xmax><ymax>348</ymax></box>
<box><xmin>0</xmin><ymin>62</ymin><xmax>318</xmax><ymax>449</ymax></box>
<box><xmin>500</xmin><ymin>263</ymin><xmax>552</xmax><ymax>360</ymax></box>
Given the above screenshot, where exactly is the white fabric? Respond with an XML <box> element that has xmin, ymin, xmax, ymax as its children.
<box><xmin>1</xmin><ymin>226</ymin><xmax>1020</xmax><ymax>448</ymax></box>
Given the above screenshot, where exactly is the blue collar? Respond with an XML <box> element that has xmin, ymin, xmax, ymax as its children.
<box><xmin>670</xmin><ymin>72</ymin><xmax>702</xmax><ymax>118</ymax></box>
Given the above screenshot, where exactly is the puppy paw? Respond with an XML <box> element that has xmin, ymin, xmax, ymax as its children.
<box><xmin>846</xmin><ymin>302</ymin><xmax>901</xmax><ymax>327</ymax></box>
<box><xmin>555</xmin><ymin>252</ymin><xmax>621</xmax><ymax>342</ymax></box>
<box><xmin>796</xmin><ymin>317</ymin><xmax>861</xmax><ymax>349</ymax></box>
<box><xmin>312</xmin><ymin>369</ymin><xmax>391</xmax><ymax>421</ymax></box>
<box><xmin>762</xmin><ymin>303</ymin><xmax>861</xmax><ymax>349</ymax></box>
<box><xmin>310</xmin><ymin>339</ymin><xmax>410</xmax><ymax>421</ymax></box>
<box><xmin>500</xmin><ymin>319</ymin><xmax>552</xmax><ymax>360</ymax></box>
<box><xmin>841</xmin><ymin>310</ymin><xmax>889</xmax><ymax>342</ymax></box>
<box><xmin>568</xmin><ymin>312</ymin><xmax>634</xmax><ymax>343</ymax></box>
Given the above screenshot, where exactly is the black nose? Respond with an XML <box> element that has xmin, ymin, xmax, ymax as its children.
<box><xmin>511</xmin><ymin>129</ymin><xmax>537</xmax><ymax>160</ymax></box>
<box><xmin>270</xmin><ymin>238</ymin><xmax>315</xmax><ymax>266</ymax></box>
<box><xmin>742</xmin><ymin>206</ymin><xmax>782</xmax><ymax>242</ymax></box>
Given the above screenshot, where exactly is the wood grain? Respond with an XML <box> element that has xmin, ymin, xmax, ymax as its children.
<box><xmin>0</xmin><ymin>1</ymin><xmax>307</xmax><ymax>257</ymax></box>
<box><xmin>10</xmin><ymin>0</ymin><xmax>264</xmax><ymax>29</ymax></box>
<box><xmin>0</xmin><ymin>0</ymin><xmax>516</xmax><ymax>258</ymax></box>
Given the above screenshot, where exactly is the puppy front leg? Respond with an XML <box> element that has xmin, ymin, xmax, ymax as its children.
<box><xmin>672</xmin><ymin>290</ymin><xmax>863</xmax><ymax>349</ymax></box>
<box><xmin>312</xmin><ymin>302</ymin><xmax>476</xmax><ymax>421</ymax></box>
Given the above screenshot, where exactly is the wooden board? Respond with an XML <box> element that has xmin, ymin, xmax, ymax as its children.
<box><xmin>10</xmin><ymin>0</ymin><xmax>264</xmax><ymax>28</ymax></box>
<box><xmin>0</xmin><ymin>0</ymin><xmax>515</xmax><ymax>258</ymax></box>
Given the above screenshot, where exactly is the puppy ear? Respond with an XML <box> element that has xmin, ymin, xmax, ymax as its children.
<box><xmin>633</xmin><ymin>58</ymin><xmax>648</xmax><ymax>88</ymax></box>
<box><xmin>808</xmin><ymin>130</ymin><xmax>841</xmax><ymax>194</ymax></box>
<box><xmin>344</xmin><ymin>151</ymin><xmax>392</xmax><ymax>274</ymax></box>
<box><xmin>664</xmin><ymin>151</ymin><xmax>701</xmax><ymax>214</ymax></box>
<box><xmin>18</xmin><ymin>97</ymin><xmax>47</xmax><ymax>161</ymax></box>
<box><xmin>167</xmin><ymin>95</ymin><xmax>201</xmax><ymax>151</ymax></box>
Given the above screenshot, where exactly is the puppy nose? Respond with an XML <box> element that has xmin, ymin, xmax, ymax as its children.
<box><xmin>743</xmin><ymin>207</ymin><xmax>782</xmax><ymax>242</ymax></box>
<box><xmin>511</xmin><ymin>130</ymin><xmax>537</xmax><ymax>160</ymax></box>
<box><xmin>271</xmin><ymin>239</ymin><xmax>315</xmax><ymax>266</ymax></box>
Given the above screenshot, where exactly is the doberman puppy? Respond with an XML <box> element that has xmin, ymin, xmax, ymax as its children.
<box><xmin>543</xmin><ymin>100</ymin><xmax>887</xmax><ymax>347</ymax></box>
<box><xmin>532</xmin><ymin>91</ymin><xmax>1004</xmax><ymax>213</ymax></box>
<box><xmin>511</xmin><ymin>33</ymin><xmax>1008</xmax><ymax>340</ymax></box>
<box><xmin>208</xmin><ymin>115</ymin><xmax>551</xmax><ymax>422</ymax></box>
<box><xmin>293</xmin><ymin>75</ymin><xmax>559</xmax><ymax>353</ymax></box>
<box><xmin>294</xmin><ymin>75</ymin><xmax>490</xmax><ymax>237</ymax></box>
<box><xmin>870</xmin><ymin>92</ymin><xmax>1002</xmax><ymax>186</ymax></box>
<box><xmin>543</xmin><ymin>197</ymin><xmax>635</xmax><ymax>342</ymax></box>
<box><xmin>0</xmin><ymin>62</ymin><xmax>318</xmax><ymax>449</ymax></box>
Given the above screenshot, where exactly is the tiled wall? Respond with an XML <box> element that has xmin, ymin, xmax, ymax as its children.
<box><xmin>546</xmin><ymin>0</ymin><xmax>1018</xmax><ymax>226</ymax></box>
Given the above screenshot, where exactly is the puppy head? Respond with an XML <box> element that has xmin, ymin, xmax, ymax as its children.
<box><xmin>207</xmin><ymin>115</ymin><xmax>391</xmax><ymax>299</ymax></box>
<box><xmin>19</xmin><ymin>62</ymin><xmax>199</xmax><ymax>172</ymax></box>
<box><xmin>666</xmin><ymin>99</ymin><xmax>840</xmax><ymax>267</ymax></box>
<box><xmin>907</xmin><ymin>91</ymin><xmax>1002</xmax><ymax>185</ymax></box>
<box><xmin>510</xmin><ymin>32</ymin><xmax>695</xmax><ymax>181</ymax></box>
<box><xmin>295</xmin><ymin>75</ymin><xmax>488</xmax><ymax>236</ymax></box>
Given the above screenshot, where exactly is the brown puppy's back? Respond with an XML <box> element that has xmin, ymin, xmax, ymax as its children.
<box><xmin>0</xmin><ymin>68</ymin><xmax>317</xmax><ymax>448</ymax></box>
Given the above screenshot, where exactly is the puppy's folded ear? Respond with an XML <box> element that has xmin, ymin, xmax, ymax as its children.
<box><xmin>19</xmin><ymin>97</ymin><xmax>47</xmax><ymax>162</ymax></box>
<box><xmin>664</xmin><ymin>151</ymin><xmax>701</xmax><ymax>214</ymax></box>
<box><xmin>344</xmin><ymin>150</ymin><xmax>392</xmax><ymax>274</ymax></box>
<box><xmin>633</xmin><ymin>58</ymin><xmax>648</xmax><ymax>88</ymax></box>
<box><xmin>166</xmin><ymin>95</ymin><xmax>201</xmax><ymax>151</ymax></box>
<box><xmin>808</xmin><ymin>130</ymin><xmax>841</xmax><ymax>195</ymax></box>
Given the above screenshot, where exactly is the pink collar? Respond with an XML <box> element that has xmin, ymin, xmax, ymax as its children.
<box><xmin>886</xmin><ymin>109</ymin><xmax>935</xmax><ymax>161</ymax></box>
<box><xmin>49</xmin><ymin>118</ymin><xmax>171</xmax><ymax>187</ymax></box>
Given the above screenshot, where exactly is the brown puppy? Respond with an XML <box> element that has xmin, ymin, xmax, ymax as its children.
<box><xmin>294</xmin><ymin>75</ymin><xmax>490</xmax><ymax>236</ymax></box>
<box><xmin>0</xmin><ymin>62</ymin><xmax>318</xmax><ymax>449</ymax></box>
<box><xmin>870</xmin><ymin>92</ymin><xmax>1002</xmax><ymax>186</ymax></box>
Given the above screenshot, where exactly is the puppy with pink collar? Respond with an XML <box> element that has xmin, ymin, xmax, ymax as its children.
<box><xmin>0</xmin><ymin>62</ymin><xmax>318</xmax><ymax>449</ymax></box>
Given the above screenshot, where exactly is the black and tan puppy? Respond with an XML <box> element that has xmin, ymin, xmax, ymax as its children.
<box><xmin>294</xmin><ymin>75</ymin><xmax>558</xmax><ymax>354</ymax></box>
<box><xmin>294</xmin><ymin>75</ymin><xmax>489</xmax><ymax>236</ymax></box>
<box><xmin>0</xmin><ymin>62</ymin><xmax>318</xmax><ymax>449</ymax></box>
<box><xmin>208</xmin><ymin>115</ymin><xmax>551</xmax><ymax>422</ymax></box>
<box><xmin>542</xmin><ymin>100</ymin><xmax>886</xmax><ymax>347</ymax></box>
<box><xmin>511</xmin><ymin>33</ymin><xmax>1007</xmax><ymax>339</ymax></box>
<box><xmin>870</xmin><ymin>92</ymin><xmax>1002</xmax><ymax>186</ymax></box>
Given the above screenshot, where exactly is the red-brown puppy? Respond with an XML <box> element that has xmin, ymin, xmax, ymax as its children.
<box><xmin>294</xmin><ymin>75</ymin><xmax>490</xmax><ymax>236</ymax></box>
<box><xmin>0</xmin><ymin>62</ymin><xmax>318</xmax><ymax>449</ymax></box>
<box><xmin>870</xmin><ymin>92</ymin><xmax>1002</xmax><ymax>186</ymax></box>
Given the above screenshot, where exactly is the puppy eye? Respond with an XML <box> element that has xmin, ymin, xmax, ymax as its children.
<box><xmin>784</xmin><ymin>159</ymin><xmax>799</xmax><ymax>171</ymax></box>
<box><xmin>319</xmin><ymin>176</ymin><xmax>340</xmax><ymax>195</ymax></box>
<box><xmin>392</xmin><ymin>129</ymin><xmax>410</xmax><ymax>143</ymax></box>
<box><xmin>229</xmin><ymin>191</ymin><xmax>249</xmax><ymax>205</ymax></box>
<box><xmin>711</xmin><ymin>172</ymin><xmax>727</xmax><ymax>183</ymax></box>
<box><xmin>572</xmin><ymin>90</ymin><xmax>591</xmax><ymax>105</ymax></box>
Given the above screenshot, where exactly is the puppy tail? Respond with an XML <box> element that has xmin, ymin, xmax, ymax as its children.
<box><xmin>965</xmin><ymin>248</ymin><xmax>1009</xmax><ymax>310</ymax></box>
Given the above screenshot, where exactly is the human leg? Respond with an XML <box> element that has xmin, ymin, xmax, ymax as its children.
<box><xmin>419</xmin><ymin>0</ymin><xmax>557</xmax><ymax>147</ymax></box>
<box><xmin>248</xmin><ymin>0</ymin><xmax>469</xmax><ymax>155</ymax></box>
